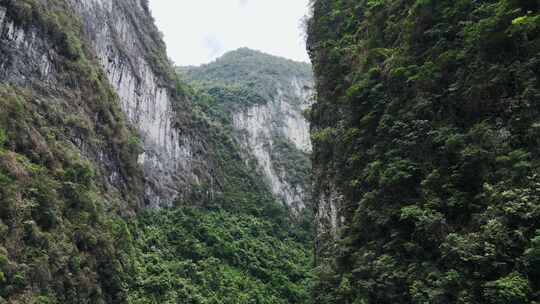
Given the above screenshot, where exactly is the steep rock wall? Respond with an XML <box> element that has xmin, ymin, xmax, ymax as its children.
<box><xmin>0</xmin><ymin>7</ymin><xmax>55</xmax><ymax>84</ymax></box>
<box><xmin>232</xmin><ymin>76</ymin><xmax>313</xmax><ymax>210</ymax></box>
<box><xmin>0</xmin><ymin>0</ymin><xmax>212</xmax><ymax>208</ymax></box>
<box><xmin>183</xmin><ymin>49</ymin><xmax>314</xmax><ymax>212</ymax></box>
<box><xmin>0</xmin><ymin>2</ymin><xmax>142</xmax><ymax>208</ymax></box>
<box><xmin>68</xmin><ymin>0</ymin><xmax>209</xmax><ymax>207</ymax></box>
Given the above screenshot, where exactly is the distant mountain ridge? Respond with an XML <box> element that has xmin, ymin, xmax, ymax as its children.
<box><xmin>180</xmin><ymin>48</ymin><xmax>314</xmax><ymax>212</ymax></box>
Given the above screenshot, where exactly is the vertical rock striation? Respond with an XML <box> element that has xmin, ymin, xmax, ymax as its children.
<box><xmin>67</xmin><ymin>0</ymin><xmax>210</xmax><ymax>207</ymax></box>
<box><xmin>183</xmin><ymin>49</ymin><xmax>314</xmax><ymax>212</ymax></box>
<box><xmin>0</xmin><ymin>0</ymin><xmax>214</xmax><ymax>208</ymax></box>
<box><xmin>232</xmin><ymin>77</ymin><xmax>313</xmax><ymax>210</ymax></box>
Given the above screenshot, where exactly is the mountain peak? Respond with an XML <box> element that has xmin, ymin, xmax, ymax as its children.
<box><xmin>218</xmin><ymin>47</ymin><xmax>310</xmax><ymax>65</ymax></box>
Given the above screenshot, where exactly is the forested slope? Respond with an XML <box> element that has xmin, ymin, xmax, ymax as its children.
<box><xmin>0</xmin><ymin>0</ymin><xmax>146</xmax><ymax>301</ymax></box>
<box><xmin>307</xmin><ymin>0</ymin><xmax>540</xmax><ymax>303</ymax></box>
<box><xmin>124</xmin><ymin>77</ymin><xmax>314</xmax><ymax>304</ymax></box>
<box><xmin>181</xmin><ymin>48</ymin><xmax>314</xmax><ymax>212</ymax></box>
<box><xmin>0</xmin><ymin>1</ymin><xmax>313</xmax><ymax>303</ymax></box>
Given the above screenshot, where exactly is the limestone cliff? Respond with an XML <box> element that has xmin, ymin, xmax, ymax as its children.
<box><xmin>0</xmin><ymin>1</ymin><xmax>314</xmax><ymax>302</ymax></box>
<box><xmin>182</xmin><ymin>48</ymin><xmax>314</xmax><ymax>211</ymax></box>
<box><xmin>0</xmin><ymin>0</ymin><xmax>212</xmax><ymax>208</ymax></box>
<box><xmin>68</xmin><ymin>0</ymin><xmax>214</xmax><ymax>207</ymax></box>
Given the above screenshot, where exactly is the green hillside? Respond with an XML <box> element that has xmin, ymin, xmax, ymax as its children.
<box><xmin>0</xmin><ymin>2</ymin><xmax>313</xmax><ymax>303</ymax></box>
<box><xmin>307</xmin><ymin>0</ymin><xmax>540</xmax><ymax>303</ymax></box>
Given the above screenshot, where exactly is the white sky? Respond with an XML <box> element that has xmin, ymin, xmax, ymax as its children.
<box><xmin>148</xmin><ymin>0</ymin><xmax>311</xmax><ymax>66</ymax></box>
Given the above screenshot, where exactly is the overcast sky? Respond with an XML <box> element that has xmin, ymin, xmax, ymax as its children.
<box><xmin>148</xmin><ymin>0</ymin><xmax>311</xmax><ymax>66</ymax></box>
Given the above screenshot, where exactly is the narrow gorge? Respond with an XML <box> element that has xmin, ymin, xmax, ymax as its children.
<box><xmin>0</xmin><ymin>0</ymin><xmax>313</xmax><ymax>303</ymax></box>
<box><xmin>2</xmin><ymin>0</ymin><xmax>540</xmax><ymax>303</ymax></box>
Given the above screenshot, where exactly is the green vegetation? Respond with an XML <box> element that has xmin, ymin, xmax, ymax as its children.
<box><xmin>0</xmin><ymin>0</ymin><xmax>145</xmax><ymax>301</ymax></box>
<box><xmin>0</xmin><ymin>3</ymin><xmax>313</xmax><ymax>304</ymax></box>
<box><xmin>181</xmin><ymin>49</ymin><xmax>313</xmax><ymax>213</ymax></box>
<box><xmin>180</xmin><ymin>48</ymin><xmax>312</xmax><ymax>105</ymax></box>
<box><xmin>141</xmin><ymin>51</ymin><xmax>317</xmax><ymax>303</ymax></box>
<box><xmin>0</xmin><ymin>84</ymin><xmax>313</xmax><ymax>304</ymax></box>
<box><xmin>127</xmin><ymin>208</ymin><xmax>312</xmax><ymax>304</ymax></box>
<box><xmin>0</xmin><ymin>0</ymin><xmax>144</xmax><ymax>201</ymax></box>
<box><xmin>0</xmin><ymin>86</ymin><xmax>136</xmax><ymax>303</ymax></box>
<box><xmin>115</xmin><ymin>0</ymin><xmax>177</xmax><ymax>83</ymax></box>
<box><xmin>308</xmin><ymin>0</ymin><xmax>540</xmax><ymax>303</ymax></box>
<box><xmin>180</xmin><ymin>84</ymin><xmax>285</xmax><ymax>218</ymax></box>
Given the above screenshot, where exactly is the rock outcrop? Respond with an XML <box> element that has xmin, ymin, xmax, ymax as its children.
<box><xmin>69</xmin><ymin>0</ymin><xmax>212</xmax><ymax>207</ymax></box>
<box><xmin>183</xmin><ymin>49</ymin><xmax>314</xmax><ymax>211</ymax></box>
<box><xmin>232</xmin><ymin>77</ymin><xmax>312</xmax><ymax>210</ymax></box>
<box><xmin>0</xmin><ymin>0</ymin><xmax>211</xmax><ymax>208</ymax></box>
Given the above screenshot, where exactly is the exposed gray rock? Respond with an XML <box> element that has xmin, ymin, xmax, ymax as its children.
<box><xmin>0</xmin><ymin>0</ymin><xmax>211</xmax><ymax>208</ymax></box>
<box><xmin>313</xmin><ymin>178</ymin><xmax>344</xmax><ymax>259</ymax></box>
<box><xmin>1</xmin><ymin>0</ymin><xmax>313</xmax><ymax>212</ymax></box>
<box><xmin>232</xmin><ymin>76</ymin><xmax>313</xmax><ymax>211</ymax></box>
<box><xmin>0</xmin><ymin>7</ymin><xmax>56</xmax><ymax>84</ymax></box>
<box><xmin>68</xmin><ymin>0</ymin><xmax>215</xmax><ymax>207</ymax></box>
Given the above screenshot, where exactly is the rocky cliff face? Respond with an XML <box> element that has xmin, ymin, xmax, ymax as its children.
<box><xmin>0</xmin><ymin>0</ymin><xmax>144</xmax><ymax>210</ymax></box>
<box><xmin>183</xmin><ymin>49</ymin><xmax>314</xmax><ymax>212</ymax></box>
<box><xmin>233</xmin><ymin>77</ymin><xmax>312</xmax><ymax>153</ymax></box>
<box><xmin>232</xmin><ymin>77</ymin><xmax>312</xmax><ymax>210</ymax></box>
<box><xmin>0</xmin><ymin>7</ymin><xmax>53</xmax><ymax>84</ymax></box>
<box><xmin>0</xmin><ymin>0</ymin><xmax>212</xmax><ymax>208</ymax></box>
<box><xmin>68</xmin><ymin>0</ymin><xmax>212</xmax><ymax>207</ymax></box>
<box><xmin>0</xmin><ymin>1</ymin><xmax>314</xmax><ymax>303</ymax></box>
<box><xmin>0</xmin><ymin>0</ymin><xmax>314</xmax><ymax>213</ymax></box>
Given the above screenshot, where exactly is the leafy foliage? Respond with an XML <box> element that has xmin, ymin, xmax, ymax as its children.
<box><xmin>308</xmin><ymin>0</ymin><xmax>540</xmax><ymax>303</ymax></box>
<box><xmin>179</xmin><ymin>86</ymin><xmax>287</xmax><ymax>219</ymax></box>
<box><xmin>0</xmin><ymin>1</ymin><xmax>144</xmax><ymax>302</ymax></box>
<box><xmin>126</xmin><ymin>208</ymin><xmax>313</xmax><ymax>304</ymax></box>
<box><xmin>0</xmin><ymin>2</ymin><xmax>315</xmax><ymax>304</ymax></box>
<box><xmin>0</xmin><ymin>86</ymin><xmax>137</xmax><ymax>303</ymax></box>
<box><xmin>180</xmin><ymin>48</ymin><xmax>312</xmax><ymax>103</ymax></box>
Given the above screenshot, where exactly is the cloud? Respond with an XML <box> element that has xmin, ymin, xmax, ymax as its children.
<box><xmin>148</xmin><ymin>0</ymin><xmax>311</xmax><ymax>66</ymax></box>
<box><xmin>202</xmin><ymin>34</ymin><xmax>225</xmax><ymax>59</ymax></box>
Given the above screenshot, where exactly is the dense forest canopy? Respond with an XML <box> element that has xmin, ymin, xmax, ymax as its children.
<box><xmin>179</xmin><ymin>48</ymin><xmax>312</xmax><ymax>105</ymax></box>
<box><xmin>307</xmin><ymin>0</ymin><xmax>540</xmax><ymax>303</ymax></box>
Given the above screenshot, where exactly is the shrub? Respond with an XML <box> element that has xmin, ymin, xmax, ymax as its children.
<box><xmin>484</xmin><ymin>273</ymin><xmax>531</xmax><ymax>304</ymax></box>
<box><xmin>0</xmin><ymin>130</ymin><xmax>6</xmax><ymax>147</ymax></box>
<box><xmin>525</xmin><ymin>231</ymin><xmax>540</xmax><ymax>276</ymax></box>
